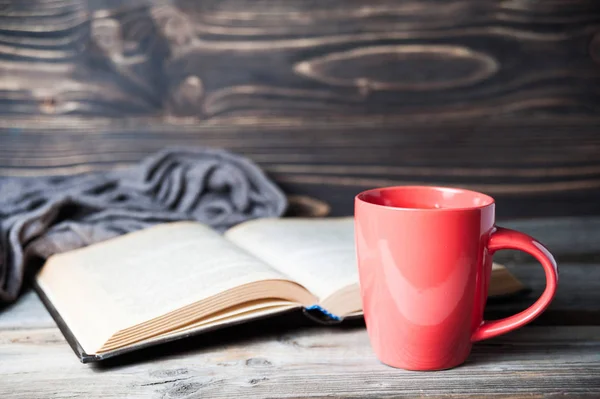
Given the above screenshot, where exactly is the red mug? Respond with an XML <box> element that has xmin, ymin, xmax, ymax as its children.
<box><xmin>354</xmin><ymin>186</ymin><xmax>558</xmax><ymax>370</ymax></box>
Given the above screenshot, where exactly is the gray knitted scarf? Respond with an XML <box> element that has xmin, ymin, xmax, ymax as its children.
<box><xmin>0</xmin><ymin>147</ymin><xmax>287</xmax><ymax>303</ymax></box>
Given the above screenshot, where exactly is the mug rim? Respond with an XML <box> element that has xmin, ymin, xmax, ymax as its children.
<box><xmin>355</xmin><ymin>185</ymin><xmax>495</xmax><ymax>212</ymax></box>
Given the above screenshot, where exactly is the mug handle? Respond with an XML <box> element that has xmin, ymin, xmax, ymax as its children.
<box><xmin>471</xmin><ymin>227</ymin><xmax>559</xmax><ymax>342</ymax></box>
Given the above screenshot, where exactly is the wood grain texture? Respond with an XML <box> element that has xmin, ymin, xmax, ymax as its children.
<box><xmin>1</xmin><ymin>317</ymin><xmax>599</xmax><ymax>397</ymax></box>
<box><xmin>1</xmin><ymin>118</ymin><xmax>600</xmax><ymax>218</ymax></box>
<box><xmin>0</xmin><ymin>0</ymin><xmax>599</xmax><ymax>218</ymax></box>
<box><xmin>0</xmin><ymin>0</ymin><xmax>599</xmax><ymax>118</ymax></box>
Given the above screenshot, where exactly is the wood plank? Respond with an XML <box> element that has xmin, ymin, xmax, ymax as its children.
<box><xmin>0</xmin><ymin>322</ymin><xmax>598</xmax><ymax>398</ymax></box>
<box><xmin>1</xmin><ymin>118</ymin><xmax>600</xmax><ymax>219</ymax></box>
<box><xmin>0</xmin><ymin>0</ymin><xmax>598</xmax><ymax>118</ymax></box>
<box><xmin>161</xmin><ymin>0</ymin><xmax>600</xmax><ymax>119</ymax></box>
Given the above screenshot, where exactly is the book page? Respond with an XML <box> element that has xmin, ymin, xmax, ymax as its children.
<box><xmin>225</xmin><ymin>217</ymin><xmax>357</xmax><ymax>303</ymax></box>
<box><xmin>36</xmin><ymin>222</ymin><xmax>293</xmax><ymax>353</ymax></box>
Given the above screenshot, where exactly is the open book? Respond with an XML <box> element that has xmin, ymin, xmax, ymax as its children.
<box><xmin>34</xmin><ymin>217</ymin><xmax>525</xmax><ymax>362</ymax></box>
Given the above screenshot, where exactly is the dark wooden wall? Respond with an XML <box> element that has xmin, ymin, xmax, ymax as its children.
<box><xmin>0</xmin><ymin>0</ymin><xmax>599</xmax><ymax>219</ymax></box>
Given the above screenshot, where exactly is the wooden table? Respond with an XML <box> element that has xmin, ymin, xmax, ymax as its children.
<box><xmin>1</xmin><ymin>218</ymin><xmax>599</xmax><ymax>398</ymax></box>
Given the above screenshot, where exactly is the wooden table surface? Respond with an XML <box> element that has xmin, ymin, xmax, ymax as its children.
<box><xmin>1</xmin><ymin>217</ymin><xmax>599</xmax><ymax>398</ymax></box>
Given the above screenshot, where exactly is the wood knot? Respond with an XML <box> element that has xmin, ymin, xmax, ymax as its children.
<box><xmin>149</xmin><ymin>368</ymin><xmax>189</xmax><ymax>378</ymax></box>
<box><xmin>247</xmin><ymin>377</ymin><xmax>269</xmax><ymax>386</ymax></box>
<box><xmin>169</xmin><ymin>75</ymin><xmax>204</xmax><ymax>116</ymax></box>
<box><xmin>91</xmin><ymin>18</ymin><xmax>123</xmax><ymax>55</ymax></box>
<box><xmin>591</xmin><ymin>31</ymin><xmax>600</xmax><ymax>65</ymax></box>
<box><xmin>164</xmin><ymin>382</ymin><xmax>203</xmax><ymax>398</ymax></box>
<box><xmin>245</xmin><ymin>357</ymin><xmax>273</xmax><ymax>367</ymax></box>
<box><xmin>182</xmin><ymin>76</ymin><xmax>203</xmax><ymax>94</ymax></box>
<box><xmin>40</xmin><ymin>97</ymin><xmax>58</xmax><ymax>114</ymax></box>
<box><xmin>151</xmin><ymin>6</ymin><xmax>195</xmax><ymax>47</ymax></box>
<box><xmin>294</xmin><ymin>45</ymin><xmax>499</xmax><ymax>92</ymax></box>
